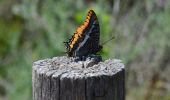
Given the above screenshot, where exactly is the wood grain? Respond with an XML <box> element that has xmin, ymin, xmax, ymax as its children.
<box><xmin>32</xmin><ymin>56</ymin><xmax>125</xmax><ymax>100</ymax></box>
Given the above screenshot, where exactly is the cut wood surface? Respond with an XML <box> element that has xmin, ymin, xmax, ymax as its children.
<box><xmin>32</xmin><ymin>56</ymin><xmax>125</xmax><ymax>100</ymax></box>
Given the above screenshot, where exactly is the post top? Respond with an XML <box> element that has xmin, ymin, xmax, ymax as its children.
<box><xmin>33</xmin><ymin>56</ymin><xmax>124</xmax><ymax>78</ymax></box>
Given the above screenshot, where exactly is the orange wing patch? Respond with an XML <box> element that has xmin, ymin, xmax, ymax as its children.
<box><xmin>69</xmin><ymin>10</ymin><xmax>94</xmax><ymax>49</ymax></box>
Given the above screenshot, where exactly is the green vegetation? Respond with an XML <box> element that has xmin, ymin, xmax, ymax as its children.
<box><xmin>0</xmin><ymin>0</ymin><xmax>170</xmax><ymax>100</ymax></box>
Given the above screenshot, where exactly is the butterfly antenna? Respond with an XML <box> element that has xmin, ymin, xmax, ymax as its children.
<box><xmin>101</xmin><ymin>36</ymin><xmax>115</xmax><ymax>46</ymax></box>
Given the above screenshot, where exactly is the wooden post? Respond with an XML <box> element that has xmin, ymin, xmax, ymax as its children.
<box><xmin>32</xmin><ymin>56</ymin><xmax>125</xmax><ymax>100</ymax></box>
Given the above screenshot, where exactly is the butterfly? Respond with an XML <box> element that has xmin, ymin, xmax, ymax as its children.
<box><xmin>64</xmin><ymin>10</ymin><xmax>102</xmax><ymax>57</ymax></box>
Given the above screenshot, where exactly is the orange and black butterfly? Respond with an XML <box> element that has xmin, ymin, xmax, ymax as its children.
<box><xmin>64</xmin><ymin>10</ymin><xmax>102</xmax><ymax>57</ymax></box>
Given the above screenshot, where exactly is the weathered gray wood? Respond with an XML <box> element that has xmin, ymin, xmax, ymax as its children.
<box><xmin>32</xmin><ymin>56</ymin><xmax>125</xmax><ymax>100</ymax></box>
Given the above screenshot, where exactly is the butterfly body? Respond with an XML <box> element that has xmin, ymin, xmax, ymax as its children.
<box><xmin>64</xmin><ymin>10</ymin><xmax>102</xmax><ymax>57</ymax></box>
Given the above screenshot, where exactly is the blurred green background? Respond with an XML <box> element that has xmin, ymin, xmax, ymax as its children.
<box><xmin>0</xmin><ymin>0</ymin><xmax>170</xmax><ymax>100</ymax></box>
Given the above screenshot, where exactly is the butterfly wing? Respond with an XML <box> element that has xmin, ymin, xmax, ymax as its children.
<box><xmin>65</xmin><ymin>10</ymin><xmax>102</xmax><ymax>57</ymax></box>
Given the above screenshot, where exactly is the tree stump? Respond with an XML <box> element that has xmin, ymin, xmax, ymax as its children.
<box><xmin>32</xmin><ymin>56</ymin><xmax>125</xmax><ymax>100</ymax></box>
